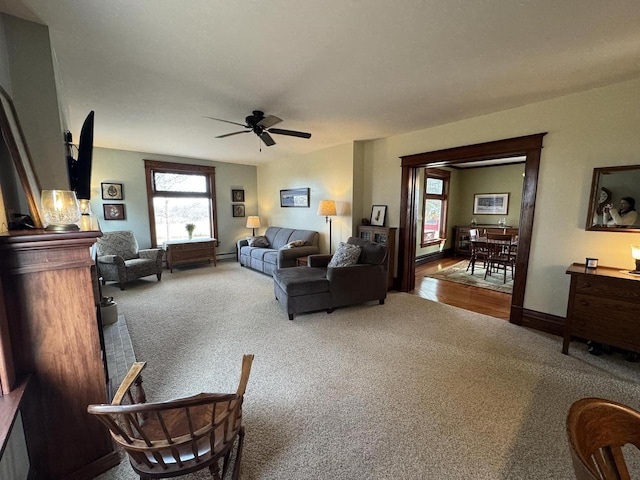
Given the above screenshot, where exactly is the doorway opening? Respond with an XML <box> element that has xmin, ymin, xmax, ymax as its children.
<box><xmin>397</xmin><ymin>133</ymin><xmax>546</xmax><ymax>325</ymax></box>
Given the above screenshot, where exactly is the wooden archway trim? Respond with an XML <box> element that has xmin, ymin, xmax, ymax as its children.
<box><xmin>398</xmin><ymin>133</ymin><xmax>546</xmax><ymax>325</ymax></box>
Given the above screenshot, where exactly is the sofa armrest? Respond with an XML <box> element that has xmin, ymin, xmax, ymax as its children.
<box><xmin>308</xmin><ymin>254</ymin><xmax>332</xmax><ymax>268</ymax></box>
<box><xmin>277</xmin><ymin>245</ymin><xmax>320</xmax><ymax>268</ymax></box>
<box><xmin>139</xmin><ymin>248</ymin><xmax>163</xmax><ymax>260</ymax></box>
<box><xmin>97</xmin><ymin>255</ymin><xmax>125</xmax><ymax>266</ymax></box>
<box><xmin>237</xmin><ymin>239</ymin><xmax>249</xmax><ymax>250</ymax></box>
<box><xmin>327</xmin><ymin>264</ymin><xmax>387</xmax><ymax>291</ymax></box>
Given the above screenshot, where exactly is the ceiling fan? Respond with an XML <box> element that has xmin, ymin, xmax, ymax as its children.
<box><xmin>206</xmin><ymin>110</ymin><xmax>311</xmax><ymax>147</ymax></box>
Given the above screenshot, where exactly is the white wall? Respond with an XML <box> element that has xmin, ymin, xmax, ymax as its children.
<box><xmin>91</xmin><ymin>147</ymin><xmax>257</xmax><ymax>254</ymax></box>
<box><xmin>364</xmin><ymin>77</ymin><xmax>640</xmax><ymax>317</ymax></box>
<box><xmin>257</xmin><ymin>142</ymin><xmax>355</xmax><ymax>254</ymax></box>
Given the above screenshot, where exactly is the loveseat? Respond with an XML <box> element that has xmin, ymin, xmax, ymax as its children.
<box><xmin>273</xmin><ymin>236</ymin><xmax>389</xmax><ymax>319</ymax></box>
<box><xmin>237</xmin><ymin>226</ymin><xmax>320</xmax><ymax>276</ymax></box>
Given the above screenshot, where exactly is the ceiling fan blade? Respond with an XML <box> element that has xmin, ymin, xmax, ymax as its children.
<box><xmin>260</xmin><ymin>131</ymin><xmax>276</xmax><ymax>146</ymax></box>
<box><xmin>215</xmin><ymin>130</ymin><xmax>250</xmax><ymax>138</ymax></box>
<box><xmin>257</xmin><ymin>115</ymin><xmax>282</xmax><ymax>128</ymax></box>
<box><xmin>205</xmin><ymin>116</ymin><xmax>248</xmax><ymax>128</ymax></box>
<box><xmin>268</xmin><ymin>128</ymin><xmax>312</xmax><ymax>139</ymax></box>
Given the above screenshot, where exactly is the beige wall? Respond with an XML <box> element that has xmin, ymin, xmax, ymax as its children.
<box><xmin>364</xmin><ymin>77</ymin><xmax>640</xmax><ymax>317</ymax></box>
<box><xmin>91</xmin><ymin>147</ymin><xmax>257</xmax><ymax>253</ymax></box>
<box><xmin>257</xmin><ymin>142</ymin><xmax>355</xmax><ymax>254</ymax></box>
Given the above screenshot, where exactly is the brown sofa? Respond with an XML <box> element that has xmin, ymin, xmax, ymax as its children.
<box><xmin>273</xmin><ymin>237</ymin><xmax>389</xmax><ymax>319</ymax></box>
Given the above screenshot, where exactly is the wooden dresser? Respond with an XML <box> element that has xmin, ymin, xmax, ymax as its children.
<box><xmin>563</xmin><ymin>263</ymin><xmax>640</xmax><ymax>355</ymax></box>
<box><xmin>163</xmin><ymin>238</ymin><xmax>217</xmax><ymax>272</ymax></box>
<box><xmin>358</xmin><ymin>226</ymin><xmax>396</xmax><ymax>290</ymax></box>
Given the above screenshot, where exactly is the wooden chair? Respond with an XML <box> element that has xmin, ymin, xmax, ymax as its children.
<box><xmin>567</xmin><ymin>397</ymin><xmax>640</xmax><ymax>480</ymax></box>
<box><xmin>467</xmin><ymin>239</ymin><xmax>489</xmax><ymax>274</ymax></box>
<box><xmin>484</xmin><ymin>233</ymin><xmax>514</xmax><ymax>283</ymax></box>
<box><xmin>88</xmin><ymin>355</ymin><xmax>254</xmax><ymax>480</ymax></box>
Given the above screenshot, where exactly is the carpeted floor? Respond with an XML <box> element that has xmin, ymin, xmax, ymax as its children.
<box><xmin>95</xmin><ymin>261</ymin><xmax>639</xmax><ymax>480</ymax></box>
<box><xmin>424</xmin><ymin>259</ymin><xmax>513</xmax><ymax>294</ymax></box>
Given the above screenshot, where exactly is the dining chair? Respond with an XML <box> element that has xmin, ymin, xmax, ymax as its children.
<box><xmin>484</xmin><ymin>233</ymin><xmax>515</xmax><ymax>283</ymax></box>
<box><xmin>567</xmin><ymin>397</ymin><xmax>640</xmax><ymax>480</ymax></box>
<box><xmin>467</xmin><ymin>238</ymin><xmax>488</xmax><ymax>274</ymax></box>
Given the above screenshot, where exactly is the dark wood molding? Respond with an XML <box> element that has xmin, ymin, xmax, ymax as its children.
<box><xmin>398</xmin><ymin>133</ymin><xmax>547</xmax><ymax>327</ymax></box>
<box><xmin>415</xmin><ymin>249</ymin><xmax>452</xmax><ymax>265</ymax></box>
<box><xmin>521</xmin><ymin>308</ymin><xmax>565</xmax><ymax>337</ymax></box>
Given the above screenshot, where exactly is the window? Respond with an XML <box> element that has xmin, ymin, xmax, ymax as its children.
<box><xmin>144</xmin><ymin>160</ymin><xmax>218</xmax><ymax>247</ymax></box>
<box><xmin>421</xmin><ymin>168</ymin><xmax>450</xmax><ymax>247</ymax></box>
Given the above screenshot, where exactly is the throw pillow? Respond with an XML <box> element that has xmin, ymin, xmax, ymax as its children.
<box><xmin>282</xmin><ymin>240</ymin><xmax>305</xmax><ymax>249</ymax></box>
<box><xmin>248</xmin><ymin>236</ymin><xmax>270</xmax><ymax>247</ymax></box>
<box><xmin>328</xmin><ymin>242</ymin><xmax>361</xmax><ymax>268</ymax></box>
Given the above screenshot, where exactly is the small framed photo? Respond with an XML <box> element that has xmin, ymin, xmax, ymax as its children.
<box><xmin>473</xmin><ymin>193</ymin><xmax>509</xmax><ymax>215</ymax></box>
<box><xmin>101</xmin><ymin>182</ymin><xmax>123</xmax><ymax>200</ymax></box>
<box><xmin>280</xmin><ymin>188</ymin><xmax>310</xmax><ymax>208</ymax></box>
<box><xmin>232</xmin><ymin>189</ymin><xmax>245</xmax><ymax>202</ymax></box>
<box><xmin>232</xmin><ymin>204</ymin><xmax>245</xmax><ymax>217</ymax></box>
<box><xmin>370</xmin><ymin>205</ymin><xmax>387</xmax><ymax>226</ymax></box>
<box><xmin>103</xmin><ymin>203</ymin><xmax>126</xmax><ymax>220</ymax></box>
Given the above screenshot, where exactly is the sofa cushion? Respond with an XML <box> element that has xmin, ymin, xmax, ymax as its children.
<box><xmin>247</xmin><ymin>235</ymin><xmax>270</xmax><ymax>247</ymax></box>
<box><xmin>347</xmin><ymin>236</ymin><xmax>388</xmax><ymax>265</ymax></box>
<box><xmin>273</xmin><ymin>267</ymin><xmax>329</xmax><ymax>297</ymax></box>
<box><xmin>282</xmin><ymin>240</ymin><xmax>305</xmax><ymax>249</ymax></box>
<box><xmin>328</xmin><ymin>242</ymin><xmax>362</xmax><ymax>268</ymax></box>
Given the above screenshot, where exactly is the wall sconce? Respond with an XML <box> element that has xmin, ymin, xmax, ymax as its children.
<box><xmin>630</xmin><ymin>244</ymin><xmax>640</xmax><ymax>274</ymax></box>
<box><xmin>41</xmin><ymin>190</ymin><xmax>81</xmax><ymax>231</ymax></box>
<box><xmin>246</xmin><ymin>216</ymin><xmax>261</xmax><ymax>236</ymax></box>
<box><xmin>317</xmin><ymin>200</ymin><xmax>337</xmax><ymax>254</ymax></box>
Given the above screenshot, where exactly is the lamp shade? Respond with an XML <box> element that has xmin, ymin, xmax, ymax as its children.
<box><xmin>317</xmin><ymin>200</ymin><xmax>337</xmax><ymax>216</ymax></box>
<box><xmin>246</xmin><ymin>216</ymin><xmax>261</xmax><ymax>229</ymax></box>
<box><xmin>41</xmin><ymin>190</ymin><xmax>81</xmax><ymax>231</ymax></box>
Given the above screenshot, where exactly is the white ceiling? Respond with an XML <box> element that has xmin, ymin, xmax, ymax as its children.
<box><xmin>1</xmin><ymin>0</ymin><xmax>640</xmax><ymax>165</ymax></box>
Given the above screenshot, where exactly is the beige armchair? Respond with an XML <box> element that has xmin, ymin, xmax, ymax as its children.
<box><xmin>96</xmin><ymin>230</ymin><xmax>163</xmax><ymax>290</ymax></box>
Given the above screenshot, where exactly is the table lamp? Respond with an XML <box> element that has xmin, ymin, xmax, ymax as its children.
<box><xmin>246</xmin><ymin>216</ymin><xmax>261</xmax><ymax>236</ymax></box>
<box><xmin>317</xmin><ymin>200</ymin><xmax>337</xmax><ymax>254</ymax></box>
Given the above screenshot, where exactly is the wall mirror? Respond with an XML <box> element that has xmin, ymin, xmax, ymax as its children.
<box><xmin>0</xmin><ymin>85</ymin><xmax>43</xmax><ymax>228</ymax></box>
<box><xmin>586</xmin><ymin>165</ymin><xmax>640</xmax><ymax>232</ymax></box>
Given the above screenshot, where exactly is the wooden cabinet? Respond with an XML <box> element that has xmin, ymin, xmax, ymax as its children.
<box><xmin>453</xmin><ymin>225</ymin><xmax>519</xmax><ymax>256</ymax></box>
<box><xmin>164</xmin><ymin>238</ymin><xmax>217</xmax><ymax>272</ymax></box>
<box><xmin>0</xmin><ymin>229</ymin><xmax>118</xmax><ymax>479</ymax></box>
<box><xmin>358</xmin><ymin>226</ymin><xmax>396</xmax><ymax>290</ymax></box>
<box><xmin>563</xmin><ymin>263</ymin><xmax>640</xmax><ymax>355</ymax></box>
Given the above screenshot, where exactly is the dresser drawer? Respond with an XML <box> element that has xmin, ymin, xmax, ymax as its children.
<box><xmin>575</xmin><ymin>275</ymin><xmax>640</xmax><ymax>302</ymax></box>
<box><xmin>572</xmin><ymin>293</ymin><xmax>640</xmax><ymax>321</ymax></box>
<box><xmin>570</xmin><ymin>310</ymin><xmax>640</xmax><ymax>352</ymax></box>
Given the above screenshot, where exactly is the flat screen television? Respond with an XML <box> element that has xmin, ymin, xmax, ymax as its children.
<box><xmin>67</xmin><ymin>110</ymin><xmax>94</xmax><ymax>200</ymax></box>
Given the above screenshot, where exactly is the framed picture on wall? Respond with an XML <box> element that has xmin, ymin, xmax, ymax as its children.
<box><xmin>473</xmin><ymin>193</ymin><xmax>509</xmax><ymax>215</ymax></box>
<box><xmin>232</xmin><ymin>189</ymin><xmax>245</xmax><ymax>202</ymax></box>
<box><xmin>101</xmin><ymin>182</ymin><xmax>124</xmax><ymax>200</ymax></box>
<box><xmin>103</xmin><ymin>203</ymin><xmax>126</xmax><ymax>220</ymax></box>
<box><xmin>280</xmin><ymin>188</ymin><xmax>310</xmax><ymax>208</ymax></box>
<box><xmin>232</xmin><ymin>204</ymin><xmax>245</xmax><ymax>217</ymax></box>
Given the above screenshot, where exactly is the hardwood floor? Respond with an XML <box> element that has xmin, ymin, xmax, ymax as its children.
<box><xmin>411</xmin><ymin>257</ymin><xmax>512</xmax><ymax>320</ymax></box>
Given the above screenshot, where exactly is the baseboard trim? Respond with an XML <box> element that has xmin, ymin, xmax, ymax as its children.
<box><xmin>521</xmin><ymin>308</ymin><xmax>565</xmax><ymax>337</ymax></box>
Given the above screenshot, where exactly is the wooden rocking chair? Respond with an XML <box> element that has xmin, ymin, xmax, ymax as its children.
<box><xmin>88</xmin><ymin>355</ymin><xmax>254</xmax><ymax>479</ymax></box>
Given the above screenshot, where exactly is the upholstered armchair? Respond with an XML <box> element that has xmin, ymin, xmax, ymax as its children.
<box><xmin>96</xmin><ymin>230</ymin><xmax>163</xmax><ymax>290</ymax></box>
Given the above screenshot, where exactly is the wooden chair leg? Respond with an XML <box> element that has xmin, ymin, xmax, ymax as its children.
<box><xmin>232</xmin><ymin>427</ymin><xmax>245</xmax><ymax>480</ymax></box>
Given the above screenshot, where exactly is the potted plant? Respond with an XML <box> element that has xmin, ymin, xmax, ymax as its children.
<box><xmin>185</xmin><ymin>223</ymin><xmax>195</xmax><ymax>239</ymax></box>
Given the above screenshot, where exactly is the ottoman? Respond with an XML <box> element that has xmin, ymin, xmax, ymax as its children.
<box><xmin>273</xmin><ymin>267</ymin><xmax>332</xmax><ymax>320</ymax></box>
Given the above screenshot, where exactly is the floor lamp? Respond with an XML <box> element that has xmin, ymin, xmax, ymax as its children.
<box><xmin>246</xmin><ymin>216</ymin><xmax>261</xmax><ymax>236</ymax></box>
<box><xmin>317</xmin><ymin>200</ymin><xmax>337</xmax><ymax>254</ymax></box>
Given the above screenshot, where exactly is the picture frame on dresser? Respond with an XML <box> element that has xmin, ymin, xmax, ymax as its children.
<box><xmin>370</xmin><ymin>205</ymin><xmax>387</xmax><ymax>226</ymax></box>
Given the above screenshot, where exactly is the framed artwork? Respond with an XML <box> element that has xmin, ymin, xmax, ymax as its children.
<box><xmin>103</xmin><ymin>203</ymin><xmax>126</xmax><ymax>220</ymax></box>
<box><xmin>473</xmin><ymin>193</ymin><xmax>509</xmax><ymax>215</ymax></box>
<box><xmin>280</xmin><ymin>188</ymin><xmax>310</xmax><ymax>208</ymax></box>
<box><xmin>101</xmin><ymin>182</ymin><xmax>124</xmax><ymax>200</ymax></box>
<box><xmin>232</xmin><ymin>204</ymin><xmax>245</xmax><ymax>217</ymax></box>
<box><xmin>370</xmin><ymin>205</ymin><xmax>387</xmax><ymax>226</ymax></box>
<box><xmin>232</xmin><ymin>189</ymin><xmax>245</xmax><ymax>202</ymax></box>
